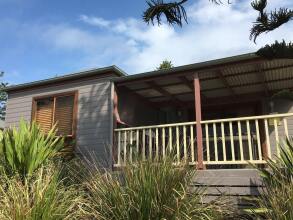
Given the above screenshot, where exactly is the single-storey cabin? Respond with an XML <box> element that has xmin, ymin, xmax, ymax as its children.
<box><xmin>5</xmin><ymin>53</ymin><xmax>293</xmax><ymax>204</ymax></box>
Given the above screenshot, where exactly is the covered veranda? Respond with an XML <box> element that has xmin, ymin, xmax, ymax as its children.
<box><xmin>113</xmin><ymin>54</ymin><xmax>293</xmax><ymax>169</ymax></box>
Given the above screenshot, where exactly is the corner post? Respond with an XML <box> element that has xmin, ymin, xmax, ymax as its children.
<box><xmin>194</xmin><ymin>73</ymin><xmax>204</xmax><ymax>169</ymax></box>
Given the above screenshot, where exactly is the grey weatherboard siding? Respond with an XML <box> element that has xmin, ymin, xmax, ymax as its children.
<box><xmin>5</xmin><ymin>76</ymin><xmax>115</xmax><ymax>167</ymax></box>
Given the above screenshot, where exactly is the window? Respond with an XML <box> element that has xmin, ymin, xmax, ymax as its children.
<box><xmin>33</xmin><ymin>92</ymin><xmax>77</xmax><ymax>136</ymax></box>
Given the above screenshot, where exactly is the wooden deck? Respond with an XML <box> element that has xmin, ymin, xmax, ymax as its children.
<box><xmin>113</xmin><ymin>113</ymin><xmax>293</xmax><ymax>168</ymax></box>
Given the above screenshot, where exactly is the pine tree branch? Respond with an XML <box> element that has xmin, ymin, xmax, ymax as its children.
<box><xmin>250</xmin><ymin>0</ymin><xmax>293</xmax><ymax>42</ymax></box>
<box><xmin>143</xmin><ymin>0</ymin><xmax>228</xmax><ymax>26</ymax></box>
<box><xmin>256</xmin><ymin>40</ymin><xmax>293</xmax><ymax>59</ymax></box>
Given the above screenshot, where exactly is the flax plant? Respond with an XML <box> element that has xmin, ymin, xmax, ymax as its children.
<box><xmin>80</xmin><ymin>157</ymin><xmax>233</xmax><ymax>220</ymax></box>
<box><xmin>253</xmin><ymin>139</ymin><xmax>293</xmax><ymax>220</ymax></box>
<box><xmin>0</xmin><ymin>120</ymin><xmax>64</xmax><ymax>177</ymax></box>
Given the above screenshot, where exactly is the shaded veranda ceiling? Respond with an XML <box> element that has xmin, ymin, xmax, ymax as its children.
<box><xmin>115</xmin><ymin>58</ymin><xmax>293</xmax><ymax>107</ymax></box>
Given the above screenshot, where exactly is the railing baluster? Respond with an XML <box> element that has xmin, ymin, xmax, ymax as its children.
<box><xmin>229</xmin><ymin>122</ymin><xmax>235</xmax><ymax>162</ymax></box>
<box><xmin>156</xmin><ymin>128</ymin><xmax>159</xmax><ymax>160</ymax></box>
<box><xmin>124</xmin><ymin>131</ymin><xmax>127</xmax><ymax>164</ymax></box>
<box><xmin>183</xmin><ymin>125</ymin><xmax>187</xmax><ymax>161</ymax></box>
<box><xmin>221</xmin><ymin>122</ymin><xmax>226</xmax><ymax>162</ymax></box>
<box><xmin>205</xmin><ymin>123</ymin><xmax>210</xmax><ymax>162</ymax></box>
<box><xmin>142</xmin><ymin>129</ymin><xmax>146</xmax><ymax>160</ymax></box>
<box><xmin>264</xmin><ymin>119</ymin><xmax>271</xmax><ymax>159</ymax></box>
<box><xmin>213</xmin><ymin>123</ymin><xmax>218</xmax><ymax>161</ymax></box>
<box><xmin>149</xmin><ymin>128</ymin><xmax>152</xmax><ymax>160</ymax></box>
<box><xmin>176</xmin><ymin>126</ymin><xmax>180</xmax><ymax>163</ymax></box>
<box><xmin>162</xmin><ymin>128</ymin><xmax>166</xmax><ymax>158</ymax></box>
<box><xmin>255</xmin><ymin>120</ymin><xmax>262</xmax><ymax>161</ymax></box>
<box><xmin>169</xmin><ymin>127</ymin><xmax>172</xmax><ymax>153</ymax></box>
<box><xmin>117</xmin><ymin>131</ymin><xmax>121</xmax><ymax>166</ymax></box>
<box><xmin>113</xmin><ymin>113</ymin><xmax>293</xmax><ymax>167</ymax></box>
<box><xmin>136</xmin><ymin>130</ymin><xmax>139</xmax><ymax>157</ymax></box>
<box><xmin>130</xmin><ymin>131</ymin><xmax>133</xmax><ymax>163</ymax></box>
<box><xmin>283</xmin><ymin>118</ymin><xmax>289</xmax><ymax>139</ymax></box>
<box><xmin>238</xmin><ymin>121</ymin><xmax>244</xmax><ymax>161</ymax></box>
<box><xmin>190</xmin><ymin>125</ymin><xmax>195</xmax><ymax>163</ymax></box>
<box><xmin>246</xmin><ymin>120</ymin><xmax>253</xmax><ymax>161</ymax></box>
<box><xmin>274</xmin><ymin>119</ymin><xmax>280</xmax><ymax>157</ymax></box>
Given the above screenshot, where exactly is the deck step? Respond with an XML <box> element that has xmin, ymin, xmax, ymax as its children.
<box><xmin>191</xmin><ymin>169</ymin><xmax>263</xmax><ymax>206</ymax></box>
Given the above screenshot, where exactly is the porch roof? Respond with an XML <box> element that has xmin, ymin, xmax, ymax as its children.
<box><xmin>115</xmin><ymin>53</ymin><xmax>293</xmax><ymax>106</ymax></box>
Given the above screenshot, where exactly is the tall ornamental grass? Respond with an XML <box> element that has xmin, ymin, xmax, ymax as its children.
<box><xmin>0</xmin><ymin>120</ymin><xmax>64</xmax><ymax>177</ymax></box>
<box><xmin>80</xmin><ymin>157</ymin><xmax>233</xmax><ymax>220</ymax></box>
<box><xmin>0</xmin><ymin>164</ymin><xmax>82</xmax><ymax>220</ymax></box>
<box><xmin>254</xmin><ymin>139</ymin><xmax>293</xmax><ymax>220</ymax></box>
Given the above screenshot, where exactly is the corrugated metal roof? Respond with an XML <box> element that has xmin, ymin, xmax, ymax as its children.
<box><xmin>120</xmin><ymin>56</ymin><xmax>293</xmax><ymax>104</ymax></box>
<box><xmin>268</xmin><ymin>78</ymin><xmax>293</xmax><ymax>91</ymax></box>
<box><xmin>203</xmin><ymin>89</ymin><xmax>231</xmax><ymax>98</ymax></box>
<box><xmin>226</xmin><ymin>74</ymin><xmax>260</xmax><ymax>87</ymax></box>
<box><xmin>164</xmin><ymin>85</ymin><xmax>191</xmax><ymax>94</ymax></box>
<box><xmin>115</xmin><ymin>53</ymin><xmax>260</xmax><ymax>83</ymax></box>
<box><xmin>136</xmin><ymin>89</ymin><xmax>162</xmax><ymax>98</ymax></box>
<box><xmin>7</xmin><ymin>52</ymin><xmax>293</xmax><ymax>105</ymax></box>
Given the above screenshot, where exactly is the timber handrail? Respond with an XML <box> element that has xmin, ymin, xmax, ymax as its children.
<box><xmin>113</xmin><ymin>113</ymin><xmax>293</xmax><ymax>167</ymax></box>
<box><xmin>114</xmin><ymin>113</ymin><xmax>293</xmax><ymax>131</ymax></box>
<box><xmin>201</xmin><ymin>112</ymin><xmax>293</xmax><ymax>123</ymax></box>
<box><xmin>115</xmin><ymin>121</ymin><xmax>197</xmax><ymax>131</ymax></box>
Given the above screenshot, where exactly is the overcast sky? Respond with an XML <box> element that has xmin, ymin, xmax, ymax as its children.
<box><xmin>1</xmin><ymin>0</ymin><xmax>292</xmax><ymax>84</ymax></box>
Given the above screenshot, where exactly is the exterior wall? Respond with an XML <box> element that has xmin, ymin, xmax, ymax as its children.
<box><xmin>5</xmin><ymin>76</ymin><xmax>116</xmax><ymax>167</ymax></box>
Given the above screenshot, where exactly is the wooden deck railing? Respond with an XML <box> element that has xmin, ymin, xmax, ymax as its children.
<box><xmin>113</xmin><ymin>113</ymin><xmax>293</xmax><ymax>167</ymax></box>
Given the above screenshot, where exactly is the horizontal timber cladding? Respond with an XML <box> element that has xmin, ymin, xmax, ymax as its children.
<box><xmin>192</xmin><ymin>169</ymin><xmax>263</xmax><ymax>207</ymax></box>
<box><xmin>5</xmin><ymin>77</ymin><xmax>115</xmax><ymax>167</ymax></box>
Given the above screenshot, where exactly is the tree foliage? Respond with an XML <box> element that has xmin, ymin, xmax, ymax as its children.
<box><xmin>143</xmin><ymin>0</ymin><xmax>226</xmax><ymax>26</ymax></box>
<box><xmin>0</xmin><ymin>72</ymin><xmax>7</xmax><ymax>120</ymax></box>
<box><xmin>250</xmin><ymin>0</ymin><xmax>293</xmax><ymax>42</ymax></box>
<box><xmin>256</xmin><ymin>40</ymin><xmax>293</xmax><ymax>59</ymax></box>
<box><xmin>251</xmin><ymin>0</ymin><xmax>293</xmax><ymax>59</ymax></box>
<box><xmin>156</xmin><ymin>59</ymin><xmax>174</xmax><ymax>70</ymax></box>
<box><xmin>143</xmin><ymin>0</ymin><xmax>293</xmax><ymax>59</ymax></box>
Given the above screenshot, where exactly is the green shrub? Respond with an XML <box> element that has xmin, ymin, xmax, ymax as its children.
<box><xmin>0</xmin><ymin>164</ymin><xmax>81</xmax><ymax>220</ymax></box>
<box><xmin>254</xmin><ymin>139</ymin><xmax>293</xmax><ymax>220</ymax></box>
<box><xmin>80</xmin><ymin>157</ymin><xmax>233</xmax><ymax>220</ymax></box>
<box><xmin>0</xmin><ymin>120</ymin><xmax>64</xmax><ymax>177</ymax></box>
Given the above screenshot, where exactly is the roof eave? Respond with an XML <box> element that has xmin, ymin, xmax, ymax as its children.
<box><xmin>5</xmin><ymin>65</ymin><xmax>127</xmax><ymax>92</ymax></box>
<box><xmin>114</xmin><ymin>53</ymin><xmax>261</xmax><ymax>83</ymax></box>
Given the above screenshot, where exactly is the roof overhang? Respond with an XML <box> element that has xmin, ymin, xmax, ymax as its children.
<box><xmin>114</xmin><ymin>53</ymin><xmax>293</xmax><ymax>107</ymax></box>
<box><xmin>5</xmin><ymin>65</ymin><xmax>127</xmax><ymax>93</ymax></box>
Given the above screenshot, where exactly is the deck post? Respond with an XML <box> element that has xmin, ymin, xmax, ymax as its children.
<box><xmin>194</xmin><ymin>74</ymin><xmax>204</xmax><ymax>169</ymax></box>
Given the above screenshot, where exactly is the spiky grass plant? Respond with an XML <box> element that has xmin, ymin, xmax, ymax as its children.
<box><xmin>80</xmin><ymin>157</ymin><xmax>233</xmax><ymax>220</ymax></box>
<box><xmin>0</xmin><ymin>120</ymin><xmax>64</xmax><ymax>177</ymax></box>
<box><xmin>0</xmin><ymin>163</ymin><xmax>82</xmax><ymax>220</ymax></box>
<box><xmin>254</xmin><ymin>139</ymin><xmax>293</xmax><ymax>220</ymax></box>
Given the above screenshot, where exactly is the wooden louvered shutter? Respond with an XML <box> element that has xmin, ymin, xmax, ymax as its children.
<box><xmin>35</xmin><ymin>98</ymin><xmax>54</xmax><ymax>133</ymax></box>
<box><xmin>54</xmin><ymin>95</ymin><xmax>74</xmax><ymax>136</ymax></box>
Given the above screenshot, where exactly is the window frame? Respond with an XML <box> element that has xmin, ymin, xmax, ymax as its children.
<box><xmin>31</xmin><ymin>91</ymin><xmax>78</xmax><ymax>137</ymax></box>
